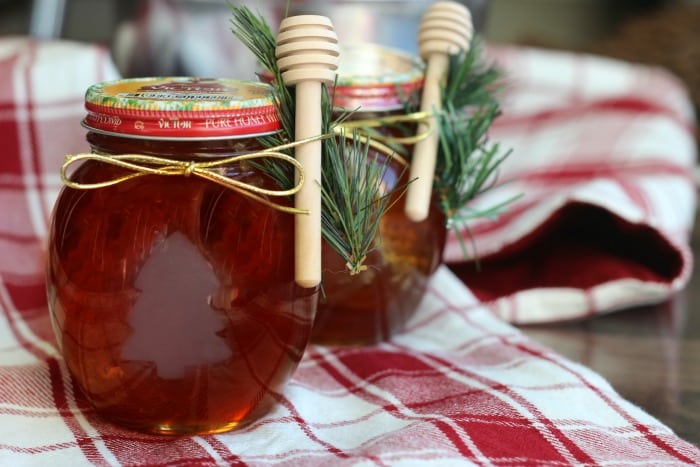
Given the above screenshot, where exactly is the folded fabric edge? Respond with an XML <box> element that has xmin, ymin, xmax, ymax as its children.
<box><xmin>446</xmin><ymin>197</ymin><xmax>694</xmax><ymax>323</ymax></box>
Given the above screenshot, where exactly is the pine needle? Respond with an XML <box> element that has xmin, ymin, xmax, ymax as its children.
<box><xmin>434</xmin><ymin>37</ymin><xmax>519</xmax><ymax>261</ymax></box>
<box><xmin>229</xmin><ymin>4</ymin><xmax>403</xmax><ymax>273</ymax></box>
<box><xmin>320</xmin><ymin>129</ymin><xmax>402</xmax><ymax>274</ymax></box>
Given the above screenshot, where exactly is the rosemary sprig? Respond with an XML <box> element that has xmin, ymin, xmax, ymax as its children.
<box><xmin>434</xmin><ymin>38</ymin><xmax>519</xmax><ymax>261</ymax></box>
<box><xmin>229</xmin><ymin>4</ymin><xmax>400</xmax><ymax>273</ymax></box>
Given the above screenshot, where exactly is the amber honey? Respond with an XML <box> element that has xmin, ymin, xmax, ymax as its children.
<box><xmin>46</xmin><ymin>78</ymin><xmax>317</xmax><ymax>435</ymax></box>
<box><xmin>311</xmin><ymin>44</ymin><xmax>447</xmax><ymax>345</ymax></box>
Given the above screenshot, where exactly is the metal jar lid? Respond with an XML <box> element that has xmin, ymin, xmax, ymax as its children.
<box><xmin>83</xmin><ymin>77</ymin><xmax>281</xmax><ymax>140</ymax></box>
<box><xmin>334</xmin><ymin>43</ymin><xmax>424</xmax><ymax>112</ymax></box>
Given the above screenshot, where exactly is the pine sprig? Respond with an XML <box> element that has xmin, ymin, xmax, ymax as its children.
<box><xmin>434</xmin><ymin>37</ymin><xmax>519</xmax><ymax>260</ymax></box>
<box><xmin>320</xmin><ymin>130</ymin><xmax>400</xmax><ymax>274</ymax></box>
<box><xmin>229</xmin><ymin>4</ymin><xmax>401</xmax><ymax>273</ymax></box>
<box><xmin>229</xmin><ymin>5</ymin><xmax>295</xmax><ymax>190</ymax></box>
<box><xmin>444</xmin><ymin>37</ymin><xmax>502</xmax><ymax>109</ymax></box>
<box><xmin>434</xmin><ymin>103</ymin><xmax>507</xmax><ymax>216</ymax></box>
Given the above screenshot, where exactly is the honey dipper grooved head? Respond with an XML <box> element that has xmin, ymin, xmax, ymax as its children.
<box><xmin>418</xmin><ymin>1</ymin><xmax>473</xmax><ymax>58</ymax></box>
<box><xmin>276</xmin><ymin>15</ymin><xmax>339</xmax><ymax>86</ymax></box>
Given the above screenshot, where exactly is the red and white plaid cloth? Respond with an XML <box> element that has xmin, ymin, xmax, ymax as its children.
<box><xmin>447</xmin><ymin>45</ymin><xmax>698</xmax><ymax>324</ymax></box>
<box><xmin>1</xmin><ymin>38</ymin><xmax>699</xmax><ymax>465</ymax></box>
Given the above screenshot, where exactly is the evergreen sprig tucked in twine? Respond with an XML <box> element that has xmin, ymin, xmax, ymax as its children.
<box><xmin>229</xmin><ymin>5</ymin><xmax>400</xmax><ymax>274</ymax></box>
<box><xmin>434</xmin><ymin>39</ymin><xmax>518</xmax><ymax>260</ymax></box>
<box><xmin>230</xmin><ymin>4</ymin><xmax>515</xmax><ymax>270</ymax></box>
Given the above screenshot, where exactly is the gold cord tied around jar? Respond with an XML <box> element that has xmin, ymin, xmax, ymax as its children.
<box><xmin>60</xmin><ymin>135</ymin><xmax>332</xmax><ymax>215</ymax></box>
<box><xmin>336</xmin><ymin>110</ymin><xmax>434</xmax><ymax>166</ymax></box>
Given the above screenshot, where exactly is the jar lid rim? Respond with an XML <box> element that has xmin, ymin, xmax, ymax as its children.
<box><xmin>84</xmin><ymin>77</ymin><xmax>281</xmax><ymax>138</ymax></box>
<box><xmin>334</xmin><ymin>43</ymin><xmax>424</xmax><ymax>111</ymax></box>
<box><xmin>336</xmin><ymin>43</ymin><xmax>424</xmax><ymax>87</ymax></box>
<box><xmin>257</xmin><ymin>44</ymin><xmax>423</xmax><ymax>111</ymax></box>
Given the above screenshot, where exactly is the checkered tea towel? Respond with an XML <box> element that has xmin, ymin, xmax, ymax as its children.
<box><xmin>1</xmin><ymin>38</ymin><xmax>699</xmax><ymax>465</ymax></box>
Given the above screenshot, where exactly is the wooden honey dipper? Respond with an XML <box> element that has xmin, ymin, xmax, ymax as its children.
<box><xmin>405</xmin><ymin>1</ymin><xmax>473</xmax><ymax>222</ymax></box>
<box><xmin>276</xmin><ymin>15</ymin><xmax>339</xmax><ymax>288</ymax></box>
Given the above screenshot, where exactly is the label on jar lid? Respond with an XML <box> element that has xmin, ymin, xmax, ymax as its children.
<box><xmin>334</xmin><ymin>43</ymin><xmax>424</xmax><ymax>111</ymax></box>
<box><xmin>83</xmin><ymin>77</ymin><xmax>281</xmax><ymax>139</ymax></box>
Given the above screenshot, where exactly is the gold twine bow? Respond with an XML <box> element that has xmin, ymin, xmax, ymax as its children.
<box><xmin>61</xmin><ymin>111</ymin><xmax>432</xmax><ymax>214</ymax></box>
<box><xmin>61</xmin><ymin>135</ymin><xmax>331</xmax><ymax>215</ymax></box>
<box><xmin>335</xmin><ymin>110</ymin><xmax>434</xmax><ymax>166</ymax></box>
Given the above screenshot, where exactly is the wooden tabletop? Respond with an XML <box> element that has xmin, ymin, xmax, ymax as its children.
<box><xmin>522</xmin><ymin>206</ymin><xmax>700</xmax><ymax>447</ymax></box>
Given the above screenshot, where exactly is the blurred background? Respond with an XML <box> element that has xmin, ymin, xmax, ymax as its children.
<box><xmin>0</xmin><ymin>0</ymin><xmax>698</xmax><ymax>109</ymax></box>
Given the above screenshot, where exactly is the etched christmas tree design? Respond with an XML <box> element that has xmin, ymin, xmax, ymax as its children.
<box><xmin>122</xmin><ymin>231</ymin><xmax>232</xmax><ymax>379</ymax></box>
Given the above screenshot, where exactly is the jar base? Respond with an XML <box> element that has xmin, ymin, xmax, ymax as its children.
<box><xmin>94</xmin><ymin>398</ymin><xmax>276</xmax><ymax>436</ymax></box>
<box><xmin>101</xmin><ymin>413</ymin><xmax>263</xmax><ymax>436</ymax></box>
<box><xmin>150</xmin><ymin>421</ymin><xmax>247</xmax><ymax>436</ymax></box>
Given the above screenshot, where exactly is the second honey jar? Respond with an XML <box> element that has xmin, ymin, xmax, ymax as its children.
<box><xmin>312</xmin><ymin>44</ymin><xmax>447</xmax><ymax>345</ymax></box>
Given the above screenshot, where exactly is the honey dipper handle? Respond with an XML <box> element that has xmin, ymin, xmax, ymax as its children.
<box><xmin>293</xmin><ymin>81</ymin><xmax>323</xmax><ymax>288</ymax></box>
<box><xmin>405</xmin><ymin>52</ymin><xmax>449</xmax><ymax>222</ymax></box>
<box><xmin>405</xmin><ymin>1</ymin><xmax>473</xmax><ymax>222</ymax></box>
<box><xmin>276</xmin><ymin>15</ymin><xmax>339</xmax><ymax>288</ymax></box>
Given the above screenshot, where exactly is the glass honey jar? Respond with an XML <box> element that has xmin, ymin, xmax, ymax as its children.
<box><xmin>45</xmin><ymin>77</ymin><xmax>318</xmax><ymax>435</ymax></box>
<box><xmin>312</xmin><ymin>44</ymin><xmax>447</xmax><ymax>345</ymax></box>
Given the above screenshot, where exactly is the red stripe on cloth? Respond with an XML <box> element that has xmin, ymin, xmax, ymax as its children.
<box><xmin>387</xmin><ymin>344</ymin><xmax>596</xmax><ymax>464</ymax></box>
<box><xmin>0</xmin><ymin>282</ymin><xmax>51</xmax><ymax>363</ymax></box>
<box><xmin>494</xmin><ymin>96</ymin><xmax>696</xmax><ymax>136</ymax></box>
<box><xmin>268</xmin><ymin>391</ymin><xmax>356</xmax><ymax>463</ymax></box>
<box><xmin>0</xmin><ymin>231</ymin><xmax>41</xmax><ymax>243</ymax></box>
<box><xmin>0</xmin><ymin>49</ymin><xmax>23</xmax><ymax>176</ymax></box>
<box><xmin>1</xmin><ymin>279</ymin><xmax>111</xmax><ymax>464</ymax></box>
<box><xmin>48</xmin><ymin>361</ymin><xmax>107</xmax><ymax>464</ymax></box>
<box><xmin>325</xmin><ymin>335</ymin><xmax>591</xmax><ymax>463</ymax></box>
<box><xmin>613</xmin><ymin>176</ymin><xmax>652</xmax><ymax>217</ymax></box>
<box><xmin>423</xmin><ymin>289</ymin><xmax>599</xmax><ymax>464</ymax></box>
<box><xmin>22</xmin><ymin>41</ymin><xmax>51</xmax><ymax>228</ymax></box>
<box><xmin>503</xmin><ymin>160</ymin><xmax>695</xmax><ymax>186</ymax></box>
<box><xmin>500</xmin><ymin>161</ymin><xmax>661</xmax><ymax>222</ymax></box>
<box><xmin>293</xmin><ymin>352</ymin><xmax>391</xmax><ymax>463</ymax></box>
<box><xmin>0</xmin><ymin>443</ymin><xmax>78</xmax><ymax>456</ymax></box>
<box><xmin>312</xmin><ymin>348</ymin><xmax>487</xmax><ymax>459</ymax></box>
<box><xmin>198</xmin><ymin>437</ymin><xmax>247</xmax><ymax>466</ymax></box>
<box><xmin>93</xmin><ymin>431</ymin><xmax>233</xmax><ymax>466</ymax></box>
<box><xmin>583</xmin><ymin>288</ymin><xmax>598</xmax><ymax>319</ymax></box>
<box><xmin>2</xmin><ymin>280</ymin><xmax>46</xmax><ymax>313</ymax></box>
<box><xmin>431</xmin><ymin>419</ymin><xmax>481</xmax><ymax>459</ymax></box>
<box><xmin>0</xmin><ymin>121</ymin><xmax>22</xmax><ymax>175</ymax></box>
<box><xmin>517</xmin><ymin>343</ymin><xmax>699</xmax><ymax>465</ymax></box>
